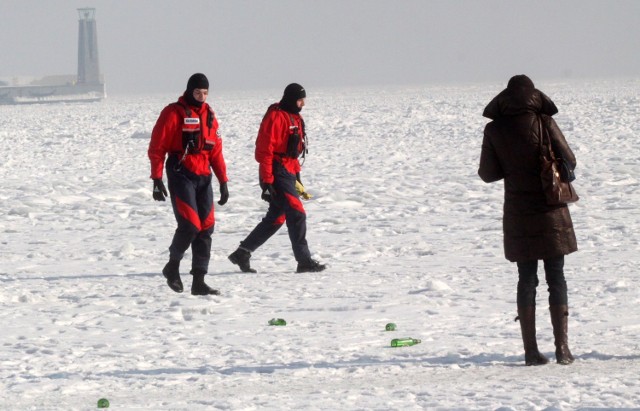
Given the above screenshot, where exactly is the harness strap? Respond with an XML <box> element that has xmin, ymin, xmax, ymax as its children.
<box><xmin>171</xmin><ymin>102</ymin><xmax>214</xmax><ymax>171</ymax></box>
<box><xmin>289</xmin><ymin>113</ymin><xmax>307</xmax><ymax>165</ymax></box>
<box><xmin>174</xmin><ymin>102</ymin><xmax>214</xmax><ymax>133</ymax></box>
<box><xmin>264</xmin><ymin>104</ymin><xmax>307</xmax><ymax>165</ymax></box>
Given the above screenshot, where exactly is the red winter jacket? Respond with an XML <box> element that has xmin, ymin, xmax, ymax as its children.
<box><xmin>255</xmin><ymin>103</ymin><xmax>304</xmax><ymax>184</ymax></box>
<box><xmin>148</xmin><ymin>96</ymin><xmax>228</xmax><ymax>183</ymax></box>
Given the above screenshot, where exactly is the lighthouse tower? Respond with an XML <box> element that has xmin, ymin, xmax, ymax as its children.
<box><xmin>0</xmin><ymin>8</ymin><xmax>106</xmax><ymax>104</ymax></box>
<box><xmin>77</xmin><ymin>8</ymin><xmax>101</xmax><ymax>85</ymax></box>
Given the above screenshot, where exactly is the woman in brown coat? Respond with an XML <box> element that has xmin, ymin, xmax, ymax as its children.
<box><xmin>478</xmin><ymin>75</ymin><xmax>577</xmax><ymax>366</ymax></box>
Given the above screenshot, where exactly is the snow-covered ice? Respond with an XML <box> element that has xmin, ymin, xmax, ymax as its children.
<box><xmin>1</xmin><ymin>78</ymin><xmax>639</xmax><ymax>410</ymax></box>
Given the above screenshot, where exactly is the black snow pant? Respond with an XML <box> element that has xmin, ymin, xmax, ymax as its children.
<box><xmin>516</xmin><ymin>255</ymin><xmax>568</xmax><ymax>307</ymax></box>
<box><xmin>239</xmin><ymin>162</ymin><xmax>311</xmax><ymax>262</ymax></box>
<box><xmin>166</xmin><ymin>155</ymin><xmax>215</xmax><ymax>274</ymax></box>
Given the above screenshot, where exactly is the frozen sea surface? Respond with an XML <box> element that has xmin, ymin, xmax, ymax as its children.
<box><xmin>1</xmin><ymin>78</ymin><xmax>639</xmax><ymax>410</ymax></box>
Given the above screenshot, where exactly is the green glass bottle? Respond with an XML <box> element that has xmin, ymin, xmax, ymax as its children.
<box><xmin>390</xmin><ymin>338</ymin><xmax>421</xmax><ymax>347</ymax></box>
<box><xmin>97</xmin><ymin>398</ymin><xmax>110</xmax><ymax>408</ymax></box>
<box><xmin>268</xmin><ymin>318</ymin><xmax>287</xmax><ymax>326</ymax></box>
<box><xmin>385</xmin><ymin>323</ymin><xmax>397</xmax><ymax>331</ymax></box>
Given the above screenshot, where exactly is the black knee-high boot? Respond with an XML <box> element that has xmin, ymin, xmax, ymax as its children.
<box><xmin>550</xmin><ymin>305</ymin><xmax>574</xmax><ymax>365</ymax></box>
<box><xmin>517</xmin><ymin>305</ymin><xmax>549</xmax><ymax>366</ymax></box>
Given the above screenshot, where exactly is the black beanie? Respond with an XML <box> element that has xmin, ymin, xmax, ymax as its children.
<box><xmin>279</xmin><ymin>83</ymin><xmax>306</xmax><ymax>114</ymax></box>
<box><xmin>507</xmin><ymin>74</ymin><xmax>534</xmax><ymax>90</ymax></box>
<box><xmin>186</xmin><ymin>73</ymin><xmax>209</xmax><ymax>92</ymax></box>
<box><xmin>283</xmin><ymin>83</ymin><xmax>306</xmax><ymax>100</ymax></box>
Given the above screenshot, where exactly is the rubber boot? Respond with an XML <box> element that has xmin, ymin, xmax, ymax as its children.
<box><xmin>516</xmin><ymin>305</ymin><xmax>549</xmax><ymax>366</ymax></box>
<box><xmin>228</xmin><ymin>248</ymin><xmax>257</xmax><ymax>273</ymax></box>
<box><xmin>550</xmin><ymin>305</ymin><xmax>575</xmax><ymax>365</ymax></box>
<box><xmin>190</xmin><ymin>270</ymin><xmax>220</xmax><ymax>296</ymax></box>
<box><xmin>296</xmin><ymin>259</ymin><xmax>327</xmax><ymax>273</ymax></box>
<box><xmin>162</xmin><ymin>259</ymin><xmax>183</xmax><ymax>293</ymax></box>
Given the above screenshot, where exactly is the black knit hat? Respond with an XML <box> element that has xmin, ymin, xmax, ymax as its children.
<box><xmin>507</xmin><ymin>74</ymin><xmax>534</xmax><ymax>90</ymax></box>
<box><xmin>186</xmin><ymin>73</ymin><xmax>209</xmax><ymax>92</ymax></box>
<box><xmin>278</xmin><ymin>83</ymin><xmax>306</xmax><ymax>114</ymax></box>
<box><xmin>283</xmin><ymin>83</ymin><xmax>306</xmax><ymax>101</ymax></box>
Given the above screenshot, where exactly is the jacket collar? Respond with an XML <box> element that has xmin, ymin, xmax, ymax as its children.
<box><xmin>483</xmin><ymin>88</ymin><xmax>558</xmax><ymax>120</ymax></box>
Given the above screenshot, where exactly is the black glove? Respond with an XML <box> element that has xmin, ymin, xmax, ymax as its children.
<box><xmin>218</xmin><ymin>182</ymin><xmax>229</xmax><ymax>205</ymax></box>
<box><xmin>152</xmin><ymin>178</ymin><xmax>168</xmax><ymax>201</ymax></box>
<box><xmin>260</xmin><ymin>182</ymin><xmax>277</xmax><ymax>202</ymax></box>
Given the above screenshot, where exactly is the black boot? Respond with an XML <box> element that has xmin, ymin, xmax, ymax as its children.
<box><xmin>162</xmin><ymin>259</ymin><xmax>183</xmax><ymax>293</ymax></box>
<box><xmin>296</xmin><ymin>259</ymin><xmax>326</xmax><ymax>273</ymax></box>
<box><xmin>550</xmin><ymin>305</ymin><xmax>575</xmax><ymax>365</ymax></box>
<box><xmin>516</xmin><ymin>305</ymin><xmax>549</xmax><ymax>366</ymax></box>
<box><xmin>228</xmin><ymin>248</ymin><xmax>257</xmax><ymax>273</ymax></box>
<box><xmin>190</xmin><ymin>270</ymin><xmax>220</xmax><ymax>296</ymax></box>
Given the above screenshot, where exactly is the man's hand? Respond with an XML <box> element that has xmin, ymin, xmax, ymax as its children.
<box><xmin>260</xmin><ymin>182</ymin><xmax>277</xmax><ymax>202</ymax></box>
<box><xmin>218</xmin><ymin>182</ymin><xmax>229</xmax><ymax>205</ymax></box>
<box><xmin>152</xmin><ymin>179</ymin><xmax>168</xmax><ymax>201</ymax></box>
<box><xmin>295</xmin><ymin>180</ymin><xmax>312</xmax><ymax>200</ymax></box>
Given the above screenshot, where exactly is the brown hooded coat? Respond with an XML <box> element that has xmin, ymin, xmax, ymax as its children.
<box><xmin>478</xmin><ymin>80</ymin><xmax>578</xmax><ymax>262</ymax></box>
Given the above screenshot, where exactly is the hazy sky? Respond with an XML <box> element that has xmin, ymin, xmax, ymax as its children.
<box><xmin>1</xmin><ymin>0</ymin><xmax>639</xmax><ymax>95</ymax></box>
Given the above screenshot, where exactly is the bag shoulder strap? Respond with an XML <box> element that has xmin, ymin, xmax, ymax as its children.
<box><xmin>538</xmin><ymin>115</ymin><xmax>557</xmax><ymax>161</ymax></box>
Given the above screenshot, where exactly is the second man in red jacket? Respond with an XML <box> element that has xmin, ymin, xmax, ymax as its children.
<box><xmin>229</xmin><ymin>83</ymin><xmax>326</xmax><ymax>274</ymax></box>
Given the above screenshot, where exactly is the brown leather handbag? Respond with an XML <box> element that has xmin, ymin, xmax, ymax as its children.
<box><xmin>539</xmin><ymin>116</ymin><xmax>579</xmax><ymax>205</ymax></box>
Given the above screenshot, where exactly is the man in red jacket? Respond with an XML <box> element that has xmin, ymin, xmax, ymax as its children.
<box><xmin>228</xmin><ymin>83</ymin><xmax>326</xmax><ymax>273</ymax></box>
<box><xmin>148</xmin><ymin>73</ymin><xmax>229</xmax><ymax>295</ymax></box>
